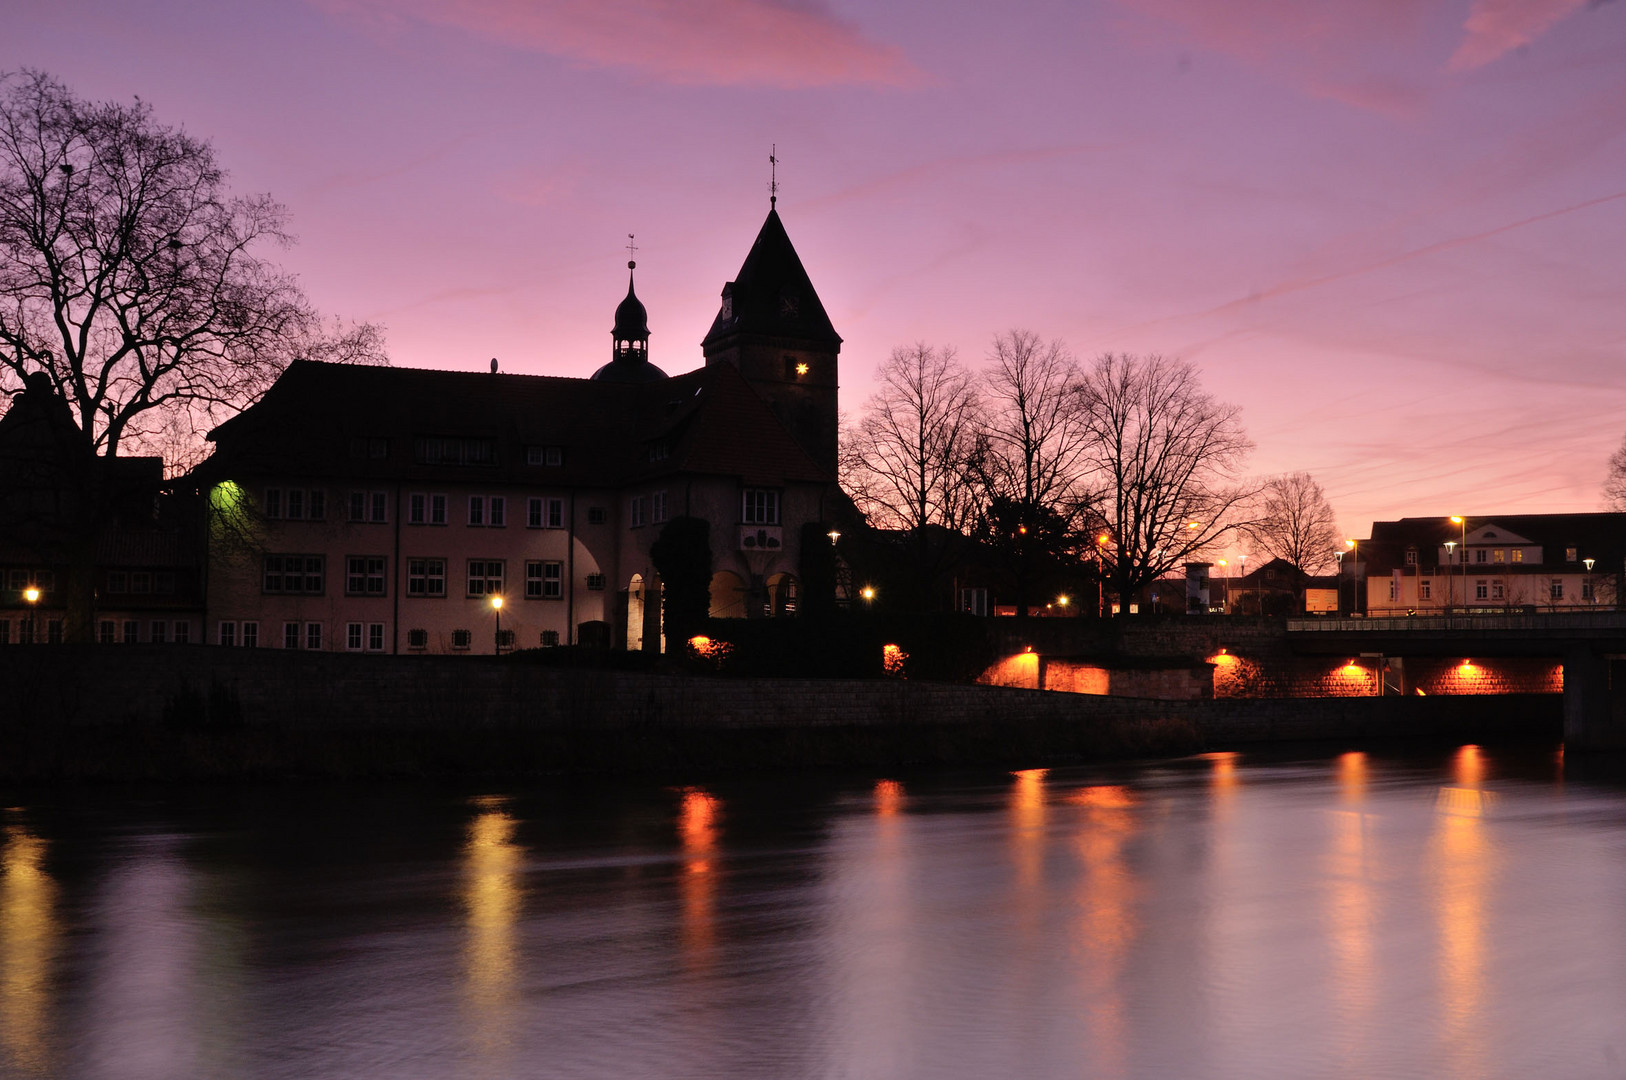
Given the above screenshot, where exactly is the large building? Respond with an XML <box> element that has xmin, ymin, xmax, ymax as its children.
<box><xmin>1356</xmin><ymin>514</ymin><xmax>1625</xmax><ymax>616</ymax></box>
<box><xmin>196</xmin><ymin>206</ymin><xmax>841</xmax><ymax>654</ymax></box>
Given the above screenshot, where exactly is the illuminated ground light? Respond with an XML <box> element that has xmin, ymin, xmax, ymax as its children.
<box><xmin>1335</xmin><ymin>660</ymin><xmax>1373</xmax><ymax>694</ymax></box>
<box><xmin>687</xmin><ymin>635</ymin><xmax>731</xmax><ymax>664</ymax></box>
<box><xmin>882</xmin><ymin>643</ymin><xmax>908</xmax><ymax>677</ymax></box>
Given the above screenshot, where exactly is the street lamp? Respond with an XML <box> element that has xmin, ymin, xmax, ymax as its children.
<box><xmin>1215</xmin><ymin>560</ymin><xmax>1228</xmax><ymax>613</ymax></box>
<box><xmin>1345</xmin><ymin>539</ymin><xmax>1357</xmax><ymax>615</ymax></box>
<box><xmin>827</xmin><ymin>528</ymin><xmax>841</xmax><ymax>545</ymax></box>
<box><xmin>1450</xmin><ymin>516</ymin><xmax>1466</xmax><ymax>613</ymax></box>
<box><xmin>1444</xmin><ymin>541</ymin><xmax>1457</xmax><ymax>612</ymax></box>
<box><xmin>860</xmin><ymin>585</ymin><xmax>876</xmax><ymax>606</ymax></box>
<box><xmin>490</xmin><ymin>594</ymin><xmax>504</xmax><ymax>655</ymax></box>
<box><xmin>1585</xmin><ymin>557</ymin><xmax>1596</xmax><ymax>606</ymax></box>
<box><xmin>1237</xmin><ymin>554</ymin><xmax>1248</xmax><ymax>615</ymax></box>
<box><xmin>1334</xmin><ymin>549</ymin><xmax>1345</xmax><ymax>615</ymax></box>
<box><xmin>23</xmin><ymin>585</ymin><xmax>39</xmax><ymax>645</ymax></box>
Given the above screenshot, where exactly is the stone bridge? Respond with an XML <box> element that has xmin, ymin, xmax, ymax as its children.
<box><xmin>1287</xmin><ymin>612</ymin><xmax>1626</xmax><ymax>749</ymax></box>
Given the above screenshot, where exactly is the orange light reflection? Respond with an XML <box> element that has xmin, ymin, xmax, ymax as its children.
<box><xmin>1433</xmin><ymin>747</ymin><xmax>1493</xmax><ymax>1079</ymax></box>
<box><xmin>678</xmin><ymin>788</ymin><xmax>720</xmax><ymax>969</ymax></box>
<box><xmin>1073</xmin><ymin>785</ymin><xmax>1138</xmax><ymax>1079</ymax></box>
<box><xmin>0</xmin><ymin>823</ymin><xmax>56</xmax><ymax>1076</ymax></box>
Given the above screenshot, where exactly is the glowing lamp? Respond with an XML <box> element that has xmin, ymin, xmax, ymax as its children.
<box><xmin>23</xmin><ymin>587</ymin><xmax>40</xmax><ymax>604</ymax></box>
<box><xmin>860</xmin><ymin>586</ymin><xmax>876</xmax><ymax>602</ymax></box>
<box><xmin>827</xmin><ymin>529</ymin><xmax>841</xmax><ymax>545</ymax></box>
<box><xmin>490</xmin><ymin>595</ymin><xmax>503</xmax><ymax>610</ymax></box>
<box><xmin>795</xmin><ymin>362</ymin><xmax>810</xmax><ymax>376</ymax></box>
<box><xmin>1450</xmin><ymin>516</ymin><xmax>1464</xmax><ymax>524</ymax></box>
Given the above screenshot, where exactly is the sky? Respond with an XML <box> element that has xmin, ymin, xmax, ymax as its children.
<box><xmin>8</xmin><ymin>0</ymin><xmax>1626</xmax><ymax>541</ymax></box>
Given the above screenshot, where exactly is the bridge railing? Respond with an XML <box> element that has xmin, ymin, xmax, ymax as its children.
<box><xmin>1286</xmin><ymin>612</ymin><xmax>1626</xmax><ymax>634</ymax></box>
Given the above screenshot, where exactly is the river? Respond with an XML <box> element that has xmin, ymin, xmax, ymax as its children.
<box><xmin>3</xmin><ymin>743</ymin><xmax>1625</xmax><ymax>1079</ymax></box>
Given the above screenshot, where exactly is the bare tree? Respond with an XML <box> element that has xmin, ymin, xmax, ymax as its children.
<box><xmin>1075</xmin><ymin>353</ymin><xmax>1255</xmax><ymax>611</ymax></box>
<box><xmin>1604</xmin><ymin>431</ymin><xmax>1626</xmax><ymax>511</ymax></box>
<box><xmin>1248</xmin><ymin>472</ymin><xmax>1339</xmax><ymax>575</ymax></box>
<box><xmin>976</xmin><ymin>329</ymin><xmax>1092</xmax><ymax>615</ymax></box>
<box><xmin>0</xmin><ymin>70</ymin><xmax>384</xmax><ymax>459</ymax></box>
<box><xmin>843</xmin><ymin>342</ymin><xmax>982</xmax><ymax>606</ymax></box>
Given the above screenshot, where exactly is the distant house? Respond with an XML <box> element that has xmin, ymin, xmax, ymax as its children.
<box><xmin>0</xmin><ymin>372</ymin><xmax>203</xmax><ymax>645</ymax></box>
<box><xmin>195</xmin><ymin>206</ymin><xmax>842</xmax><ymax>654</ymax></box>
<box><xmin>1357</xmin><ymin>514</ymin><xmax>1625</xmax><ymax>615</ymax></box>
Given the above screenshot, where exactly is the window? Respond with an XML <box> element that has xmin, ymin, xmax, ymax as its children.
<box><xmin>653</xmin><ymin>491</ymin><xmax>668</xmax><ymax>523</ymax></box>
<box><xmin>469</xmin><ymin>495</ymin><xmax>485</xmax><ymax>526</ymax></box>
<box><xmin>107</xmin><ymin>571</ymin><xmax>128</xmax><ymax>593</ymax></box>
<box><xmin>586</xmin><ymin>574</ymin><xmax>606</xmax><ymax>591</ymax></box>
<box><xmin>1388</xmin><ymin>580</ymin><xmax>1397</xmax><ymax>601</ymax></box>
<box><xmin>1474</xmin><ymin>549</ymin><xmax>1486</xmax><ymax>563</ymax></box>
<box><xmin>648</xmin><ymin>441</ymin><xmax>669</xmax><ymax>462</ymax></box>
<box><xmin>451</xmin><ymin>629</ymin><xmax>472</xmax><ymax>650</ymax></box>
<box><xmin>348</xmin><ymin>492</ymin><xmax>390</xmax><ymax>523</ymax></box>
<box><xmin>587</xmin><ymin>506</ymin><xmax>606</xmax><ymax>525</ymax></box>
<box><xmin>1493</xmin><ymin>549</ymin><xmax>1505</xmax><ymax>563</ymax></box>
<box><xmin>99</xmin><ymin>620</ymin><xmax>116</xmax><ymax>644</ymax></box>
<box><xmin>278</xmin><ymin>488</ymin><xmax>326</xmax><ymax>520</ymax></box>
<box><xmin>47</xmin><ymin>620</ymin><xmax>61</xmax><ymax>645</ymax></box>
<box><xmin>630</xmin><ymin>496</ymin><xmax>646</xmax><ymax>528</ymax></box>
<box><xmin>173</xmin><ymin>621</ymin><xmax>189</xmax><ymax>645</ymax></box>
<box><xmin>123</xmin><ymin>620</ymin><xmax>138</xmax><ymax>644</ymax></box>
<box><xmin>1404</xmin><ymin>549</ymin><xmax>1417</xmax><ymax>566</ymax></box>
<box><xmin>742</xmin><ymin>488</ymin><xmax>780</xmax><ymax>525</ymax></box>
<box><xmin>1512</xmin><ymin>549</ymin><xmax>1524</xmax><ymax>563</ymax></box>
<box><xmin>283</xmin><ymin>622</ymin><xmax>300</xmax><ymax>649</ymax></box>
<box><xmin>220</xmin><ymin>621</ymin><xmax>237</xmax><ymax>647</ymax></box>
<box><xmin>368</xmin><ymin>623</ymin><xmax>385</xmax><ymax>652</ymax></box>
<box><xmin>155</xmin><ymin>572</ymin><xmax>175</xmax><ymax>594</ymax></box>
<box><xmin>1420</xmin><ymin>579</ymin><xmax>1432</xmax><ymax>600</ymax></box>
<box><xmin>1552</xmin><ymin>579</ymin><xmax>1565</xmax><ymax>600</ymax></box>
<box><xmin>131</xmin><ymin>571</ymin><xmax>152</xmax><ymax>594</ymax></box>
<box><xmin>489</xmin><ymin>497</ymin><xmax>506</xmax><ymax>527</ymax></box>
<box><xmin>18</xmin><ymin>619</ymin><xmax>32</xmax><ymax>645</ymax></box>
<box><xmin>414</xmin><ymin>437</ymin><xmax>496</xmax><ymax>466</ymax></box>
<box><xmin>960</xmin><ymin>587</ymin><xmax>989</xmax><ymax>616</ymax></box>
<box><xmin>347</xmin><ymin>622</ymin><xmax>364</xmax><ymax>651</ymax></box>
<box><xmin>1566</xmin><ymin>547</ymin><xmax>1578</xmax><ymax>562</ymax></box>
<box><xmin>541</xmin><ymin>630</ymin><xmax>560</xmax><ymax>647</ymax></box>
<box><xmin>345</xmin><ymin>556</ymin><xmax>387</xmax><ymax>596</ymax></box>
<box><xmin>265</xmin><ymin>488</ymin><xmax>282</xmax><ymax>518</ymax></box>
<box><xmin>409</xmin><ymin>493</ymin><xmax>427</xmax><ymax>524</ymax></box>
<box><xmin>496</xmin><ymin>629</ymin><xmax>516</xmax><ymax>649</ymax></box>
<box><xmin>242</xmin><ymin>622</ymin><xmax>258</xmax><ymax>648</ymax></box>
<box><xmin>528</xmin><ymin>497</ymin><xmax>564</xmax><ymax>529</ymax></box>
<box><xmin>407</xmin><ymin>628</ymin><xmax>429</xmax><ymax>650</ymax></box>
<box><xmin>432</xmin><ymin>494</ymin><xmax>447</xmax><ymax>524</ymax></box>
<box><xmin>1475</xmin><ymin>580</ymin><xmax>1488</xmax><ymax>600</ymax></box>
<box><xmin>264</xmin><ymin>555</ymin><xmax>324</xmax><ymax>595</ymax></box>
<box><xmin>527</xmin><ymin>445</ymin><xmax>564</xmax><ymax>466</ymax></box>
<box><xmin>467</xmin><ymin>560</ymin><xmax>504</xmax><ymax>597</ymax></box>
<box><xmin>407</xmin><ymin>558</ymin><xmax>447</xmax><ymax>598</ymax></box>
<box><xmin>305</xmin><ymin>623</ymin><xmax>323</xmax><ymax>650</ymax></box>
<box><xmin>1492</xmin><ymin>582</ymin><xmax>1505</xmax><ymax>600</ymax></box>
<box><xmin>526</xmin><ymin>561</ymin><xmax>563</xmax><ymax>600</ymax></box>
<box><xmin>1584</xmin><ymin>579</ymin><xmax>1596</xmax><ymax>600</ymax></box>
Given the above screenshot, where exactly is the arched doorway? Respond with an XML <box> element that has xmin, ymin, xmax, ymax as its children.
<box><xmin>627</xmin><ymin>574</ymin><xmax>644</xmax><ymax>650</ymax></box>
<box><xmin>767</xmin><ymin>573</ymin><xmax>798</xmax><ymax>617</ymax></box>
<box><xmin>709</xmin><ymin>571</ymin><xmax>748</xmax><ymax>619</ymax></box>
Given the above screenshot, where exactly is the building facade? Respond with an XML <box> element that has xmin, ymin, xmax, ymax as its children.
<box><xmin>1358</xmin><ymin>514</ymin><xmax>1624</xmax><ymax>616</ymax></box>
<box><xmin>197</xmin><ymin>207</ymin><xmax>840</xmax><ymax>654</ymax></box>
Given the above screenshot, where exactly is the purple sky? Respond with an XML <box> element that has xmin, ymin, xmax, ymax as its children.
<box><xmin>10</xmin><ymin>0</ymin><xmax>1626</xmax><ymax>541</ymax></box>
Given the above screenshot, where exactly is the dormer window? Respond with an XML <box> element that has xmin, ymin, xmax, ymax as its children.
<box><xmin>1405</xmin><ymin>549</ymin><xmax>1417</xmax><ymax>565</ymax></box>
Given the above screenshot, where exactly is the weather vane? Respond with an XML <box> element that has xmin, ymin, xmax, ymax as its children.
<box><xmin>626</xmin><ymin>233</ymin><xmax>637</xmax><ymax>268</ymax></box>
<box><xmin>769</xmin><ymin>145</ymin><xmax>778</xmax><ymax>207</ymax></box>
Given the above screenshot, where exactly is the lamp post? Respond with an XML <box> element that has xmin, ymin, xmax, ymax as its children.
<box><xmin>1450</xmin><ymin>516</ymin><xmax>1466</xmax><ymax>614</ymax></box>
<box><xmin>1444</xmin><ymin>541</ymin><xmax>1457</xmax><ymax>613</ymax></box>
<box><xmin>491</xmin><ymin>594</ymin><xmax>504</xmax><ymax>655</ymax></box>
<box><xmin>1215</xmin><ymin>560</ymin><xmax>1228</xmax><ymax>613</ymax></box>
<box><xmin>1345</xmin><ymin>539</ymin><xmax>1357</xmax><ymax>615</ymax></box>
<box><xmin>1334</xmin><ymin>550</ymin><xmax>1345</xmax><ymax>615</ymax></box>
<box><xmin>1585</xmin><ymin>557</ymin><xmax>1596</xmax><ymax>606</ymax></box>
<box><xmin>23</xmin><ymin>585</ymin><xmax>39</xmax><ymax>645</ymax></box>
<box><xmin>1237</xmin><ymin>554</ymin><xmax>1248</xmax><ymax>615</ymax></box>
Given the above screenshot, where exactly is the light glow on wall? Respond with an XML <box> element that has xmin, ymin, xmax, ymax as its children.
<box><xmin>881</xmin><ymin>643</ymin><xmax>908</xmax><ymax>678</ymax></box>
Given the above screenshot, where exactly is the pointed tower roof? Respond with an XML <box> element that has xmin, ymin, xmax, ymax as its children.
<box><xmin>612</xmin><ymin>262</ymin><xmax>649</xmax><ymax>339</ymax></box>
<box><xmin>594</xmin><ymin>259</ymin><xmax>666</xmax><ymax>382</ymax></box>
<box><xmin>702</xmin><ymin>209</ymin><xmax>842</xmax><ymax>349</ymax></box>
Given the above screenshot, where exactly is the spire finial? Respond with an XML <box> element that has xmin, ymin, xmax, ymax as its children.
<box><xmin>625</xmin><ymin>233</ymin><xmax>637</xmax><ymax>270</ymax></box>
<box><xmin>769</xmin><ymin>145</ymin><xmax>778</xmax><ymax>207</ymax></box>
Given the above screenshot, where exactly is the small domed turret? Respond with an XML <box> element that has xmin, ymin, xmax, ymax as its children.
<box><xmin>593</xmin><ymin>259</ymin><xmax>667</xmax><ymax>383</ymax></box>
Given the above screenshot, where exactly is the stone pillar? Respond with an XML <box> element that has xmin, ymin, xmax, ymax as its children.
<box><xmin>1563</xmin><ymin>645</ymin><xmax>1621</xmax><ymax>749</ymax></box>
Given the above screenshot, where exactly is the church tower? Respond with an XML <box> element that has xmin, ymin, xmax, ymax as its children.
<box><xmin>701</xmin><ymin>207</ymin><xmax>841</xmax><ymax>474</ymax></box>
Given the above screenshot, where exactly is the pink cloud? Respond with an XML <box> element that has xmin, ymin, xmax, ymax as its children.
<box><xmin>314</xmin><ymin>0</ymin><xmax>923</xmax><ymax>88</ymax></box>
<box><xmin>1449</xmin><ymin>0</ymin><xmax>1589</xmax><ymax>70</ymax></box>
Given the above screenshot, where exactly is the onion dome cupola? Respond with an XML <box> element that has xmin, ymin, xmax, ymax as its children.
<box><xmin>593</xmin><ymin>259</ymin><xmax>668</xmax><ymax>383</ymax></box>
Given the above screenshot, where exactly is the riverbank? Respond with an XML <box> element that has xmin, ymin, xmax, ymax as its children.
<box><xmin>0</xmin><ymin>647</ymin><xmax>1561</xmax><ymax>780</ymax></box>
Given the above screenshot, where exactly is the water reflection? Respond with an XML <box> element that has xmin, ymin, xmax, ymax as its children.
<box><xmin>1325</xmin><ymin>753</ymin><xmax>1376</xmax><ymax>1073</ymax></box>
<box><xmin>1069</xmin><ymin>786</ymin><xmax>1139</xmax><ymax>1080</ymax></box>
<box><xmin>463</xmin><ymin>798</ymin><xmax>522</xmax><ymax>1067</ymax></box>
<box><xmin>0</xmin><ymin>821</ymin><xmax>57</xmax><ymax>1076</ymax></box>
<box><xmin>1434</xmin><ymin>744</ymin><xmax>1494</xmax><ymax>1079</ymax></box>
<box><xmin>678</xmin><ymin>788</ymin><xmax>720</xmax><ymax>969</ymax></box>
